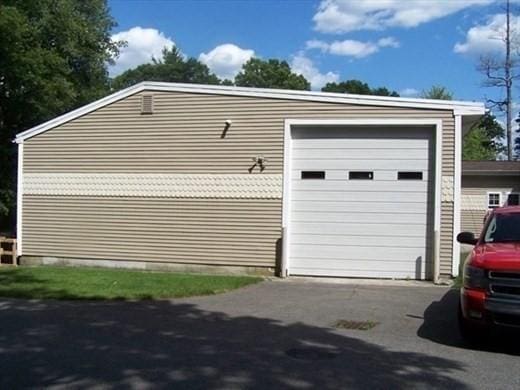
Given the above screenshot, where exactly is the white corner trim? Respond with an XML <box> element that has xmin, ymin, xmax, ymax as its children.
<box><xmin>15</xmin><ymin>81</ymin><xmax>485</xmax><ymax>143</ymax></box>
<box><xmin>16</xmin><ymin>143</ymin><xmax>23</xmax><ymax>256</ymax></box>
<box><xmin>281</xmin><ymin>120</ymin><xmax>292</xmax><ymax>276</ymax></box>
<box><xmin>282</xmin><ymin>118</ymin><xmax>443</xmax><ymax>282</ymax></box>
<box><xmin>452</xmin><ymin>115</ymin><xmax>462</xmax><ymax>277</ymax></box>
<box><xmin>23</xmin><ymin>173</ymin><xmax>283</xmax><ymax>199</ymax></box>
<box><xmin>433</xmin><ymin>120</ymin><xmax>443</xmax><ymax>284</ymax></box>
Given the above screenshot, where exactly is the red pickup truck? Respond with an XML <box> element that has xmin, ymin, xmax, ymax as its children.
<box><xmin>457</xmin><ymin>206</ymin><xmax>520</xmax><ymax>342</ymax></box>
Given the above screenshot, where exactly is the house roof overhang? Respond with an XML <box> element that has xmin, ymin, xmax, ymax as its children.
<box><xmin>14</xmin><ymin>81</ymin><xmax>486</xmax><ymax>143</ymax></box>
<box><xmin>462</xmin><ymin>161</ymin><xmax>520</xmax><ymax>176</ymax></box>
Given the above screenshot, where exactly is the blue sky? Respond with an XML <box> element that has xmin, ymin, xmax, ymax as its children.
<box><xmin>108</xmin><ymin>0</ymin><xmax>517</xmax><ymax>107</ymax></box>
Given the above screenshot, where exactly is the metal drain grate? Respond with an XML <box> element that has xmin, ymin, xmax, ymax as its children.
<box><xmin>333</xmin><ymin>320</ymin><xmax>379</xmax><ymax>331</ymax></box>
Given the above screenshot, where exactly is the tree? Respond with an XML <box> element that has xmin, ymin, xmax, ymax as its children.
<box><xmin>111</xmin><ymin>47</ymin><xmax>221</xmax><ymax>90</ymax></box>
<box><xmin>463</xmin><ymin>113</ymin><xmax>506</xmax><ymax>160</ymax></box>
<box><xmin>235</xmin><ymin>59</ymin><xmax>310</xmax><ymax>90</ymax></box>
<box><xmin>420</xmin><ymin>85</ymin><xmax>453</xmax><ymax>100</ymax></box>
<box><xmin>463</xmin><ymin>128</ymin><xmax>498</xmax><ymax>160</ymax></box>
<box><xmin>321</xmin><ymin>80</ymin><xmax>399</xmax><ymax>96</ymax></box>
<box><xmin>0</xmin><ymin>0</ymin><xmax>121</xmax><ymax>229</ymax></box>
<box><xmin>478</xmin><ymin>0</ymin><xmax>519</xmax><ymax>160</ymax></box>
<box><xmin>420</xmin><ymin>86</ymin><xmax>505</xmax><ymax>159</ymax></box>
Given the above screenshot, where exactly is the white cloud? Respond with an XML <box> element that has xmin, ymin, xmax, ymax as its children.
<box><xmin>306</xmin><ymin>36</ymin><xmax>399</xmax><ymax>58</ymax></box>
<box><xmin>110</xmin><ymin>27</ymin><xmax>175</xmax><ymax>76</ymax></box>
<box><xmin>377</xmin><ymin>37</ymin><xmax>400</xmax><ymax>48</ymax></box>
<box><xmin>306</xmin><ymin>39</ymin><xmax>330</xmax><ymax>51</ymax></box>
<box><xmin>454</xmin><ymin>13</ymin><xmax>520</xmax><ymax>55</ymax></box>
<box><xmin>290</xmin><ymin>53</ymin><xmax>339</xmax><ymax>90</ymax></box>
<box><xmin>328</xmin><ymin>40</ymin><xmax>379</xmax><ymax>57</ymax></box>
<box><xmin>199</xmin><ymin>44</ymin><xmax>255</xmax><ymax>80</ymax></box>
<box><xmin>399</xmin><ymin>88</ymin><xmax>419</xmax><ymax>97</ymax></box>
<box><xmin>313</xmin><ymin>0</ymin><xmax>493</xmax><ymax>34</ymax></box>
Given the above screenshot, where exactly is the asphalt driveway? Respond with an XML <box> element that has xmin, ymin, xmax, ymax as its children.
<box><xmin>1</xmin><ymin>279</ymin><xmax>519</xmax><ymax>389</ymax></box>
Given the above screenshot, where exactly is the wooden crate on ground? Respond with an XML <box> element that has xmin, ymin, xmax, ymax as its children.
<box><xmin>0</xmin><ymin>237</ymin><xmax>17</xmax><ymax>266</ymax></box>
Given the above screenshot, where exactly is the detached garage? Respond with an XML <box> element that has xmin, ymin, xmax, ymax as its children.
<box><xmin>15</xmin><ymin>82</ymin><xmax>485</xmax><ymax>282</ymax></box>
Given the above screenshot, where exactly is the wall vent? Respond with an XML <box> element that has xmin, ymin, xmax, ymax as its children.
<box><xmin>141</xmin><ymin>95</ymin><xmax>154</xmax><ymax>114</ymax></box>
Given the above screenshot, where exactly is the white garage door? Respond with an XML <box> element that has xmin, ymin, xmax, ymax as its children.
<box><xmin>288</xmin><ymin>126</ymin><xmax>434</xmax><ymax>279</ymax></box>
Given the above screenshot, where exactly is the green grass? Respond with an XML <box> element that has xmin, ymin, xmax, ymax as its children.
<box><xmin>0</xmin><ymin>266</ymin><xmax>262</xmax><ymax>300</ymax></box>
<box><xmin>453</xmin><ymin>251</ymin><xmax>470</xmax><ymax>288</ymax></box>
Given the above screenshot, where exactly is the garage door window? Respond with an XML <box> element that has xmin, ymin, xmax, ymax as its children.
<box><xmin>301</xmin><ymin>171</ymin><xmax>325</xmax><ymax>179</ymax></box>
<box><xmin>349</xmin><ymin>171</ymin><xmax>373</xmax><ymax>180</ymax></box>
<box><xmin>398</xmin><ymin>171</ymin><xmax>423</xmax><ymax>180</ymax></box>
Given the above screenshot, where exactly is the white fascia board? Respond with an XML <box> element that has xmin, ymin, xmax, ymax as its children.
<box><xmin>14</xmin><ymin>83</ymin><xmax>147</xmax><ymax>143</ymax></box>
<box><xmin>14</xmin><ymin>81</ymin><xmax>485</xmax><ymax>143</ymax></box>
<box><xmin>16</xmin><ymin>143</ymin><xmax>23</xmax><ymax>256</ymax></box>
<box><xmin>146</xmin><ymin>82</ymin><xmax>485</xmax><ymax>112</ymax></box>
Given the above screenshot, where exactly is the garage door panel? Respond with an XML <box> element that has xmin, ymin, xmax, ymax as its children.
<box><xmin>291</xmin><ymin>170</ymin><xmax>432</xmax><ymax>182</ymax></box>
<box><xmin>290</xmin><ymin>263</ymin><xmax>429</xmax><ymax>279</ymax></box>
<box><xmin>292</xmin><ymin>222</ymin><xmax>428</xmax><ymax>236</ymax></box>
<box><xmin>292</xmin><ymin>126</ymin><xmax>431</xmax><ymax>137</ymax></box>
<box><xmin>291</xmin><ymin>180</ymin><xmax>428</xmax><ymax>193</ymax></box>
<box><xmin>290</xmin><ymin>233</ymin><xmax>429</xmax><ymax>248</ymax></box>
<box><xmin>292</xmin><ymin>139</ymin><xmax>429</xmax><ymax>149</ymax></box>
<box><xmin>292</xmin><ymin>148</ymin><xmax>429</xmax><ymax>160</ymax></box>
<box><xmin>290</xmin><ymin>211</ymin><xmax>428</xmax><ymax>224</ymax></box>
<box><xmin>291</xmin><ymin>190</ymin><xmax>428</xmax><ymax>203</ymax></box>
<box><xmin>293</xmin><ymin>159</ymin><xmax>429</xmax><ymax>171</ymax></box>
<box><xmin>291</xmin><ymin>257</ymin><xmax>430</xmax><ymax>270</ymax></box>
<box><xmin>291</xmin><ymin>200</ymin><xmax>430</xmax><ymax>213</ymax></box>
<box><xmin>290</xmin><ymin>245</ymin><xmax>426</xmax><ymax>261</ymax></box>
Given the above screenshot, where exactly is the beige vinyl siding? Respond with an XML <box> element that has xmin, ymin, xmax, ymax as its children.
<box><xmin>24</xmin><ymin>91</ymin><xmax>455</xmax><ymax>175</ymax></box>
<box><xmin>23</xmin><ymin>196</ymin><xmax>281</xmax><ymax>267</ymax></box>
<box><xmin>461</xmin><ymin>209</ymin><xmax>486</xmax><ymax>236</ymax></box>
<box><xmin>23</xmin><ymin>91</ymin><xmax>456</xmax><ymax>272</ymax></box>
<box><xmin>461</xmin><ymin>175</ymin><xmax>520</xmax><ymax>234</ymax></box>
<box><xmin>440</xmin><ymin>202</ymin><xmax>454</xmax><ymax>276</ymax></box>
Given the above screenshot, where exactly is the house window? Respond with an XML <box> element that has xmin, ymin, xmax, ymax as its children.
<box><xmin>349</xmin><ymin>171</ymin><xmax>373</xmax><ymax>180</ymax></box>
<box><xmin>301</xmin><ymin>171</ymin><xmax>325</xmax><ymax>179</ymax></box>
<box><xmin>507</xmin><ymin>193</ymin><xmax>520</xmax><ymax>206</ymax></box>
<box><xmin>487</xmin><ymin>192</ymin><xmax>501</xmax><ymax>208</ymax></box>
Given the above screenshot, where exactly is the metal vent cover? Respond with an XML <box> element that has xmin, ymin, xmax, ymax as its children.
<box><xmin>333</xmin><ymin>320</ymin><xmax>379</xmax><ymax>330</ymax></box>
<box><xmin>141</xmin><ymin>95</ymin><xmax>153</xmax><ymax>114</ymax></box>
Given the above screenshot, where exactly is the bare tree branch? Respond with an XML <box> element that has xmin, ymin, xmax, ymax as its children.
<box><xmin>478</xmin><ymin>0</ymin><xmax>519</xmax><ymax>159</ymax></box>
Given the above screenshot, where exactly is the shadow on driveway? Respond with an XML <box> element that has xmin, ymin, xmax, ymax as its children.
<box><xmin>417</xmin><ymin>288</ymin><xmax>461</xmax><ymax>347</ymax></box>
<box><xmin>0</xmin><ymin>298</ymin><xmax>470</xmax><ymax>389</ymax></box>
<box><xmin>418</xmin><ymin>288</ymin><xmax>520</xmax><ymax>355</ymax></box>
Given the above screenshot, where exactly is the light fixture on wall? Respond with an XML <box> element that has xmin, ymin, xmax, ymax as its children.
<box><xmin>221</xmin><ymin>119</ymin><xmax>232</xmax><ymax>138</ymax></box>
<box><xmin>249</xmin><ymin>155</ymin><xmax>267</xmax><ymax>173</ymax></box>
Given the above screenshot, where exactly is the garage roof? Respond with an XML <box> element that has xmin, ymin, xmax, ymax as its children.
<box><xmin>14</xmin><ymin>81</ymin><xmax>486</xmax><ymax>143</ymax></box>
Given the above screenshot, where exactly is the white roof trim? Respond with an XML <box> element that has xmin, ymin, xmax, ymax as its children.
<box><xmin>14</xmin><ymin>81</ymin><xmax>485</xmax><ymax>143</ymax></box>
